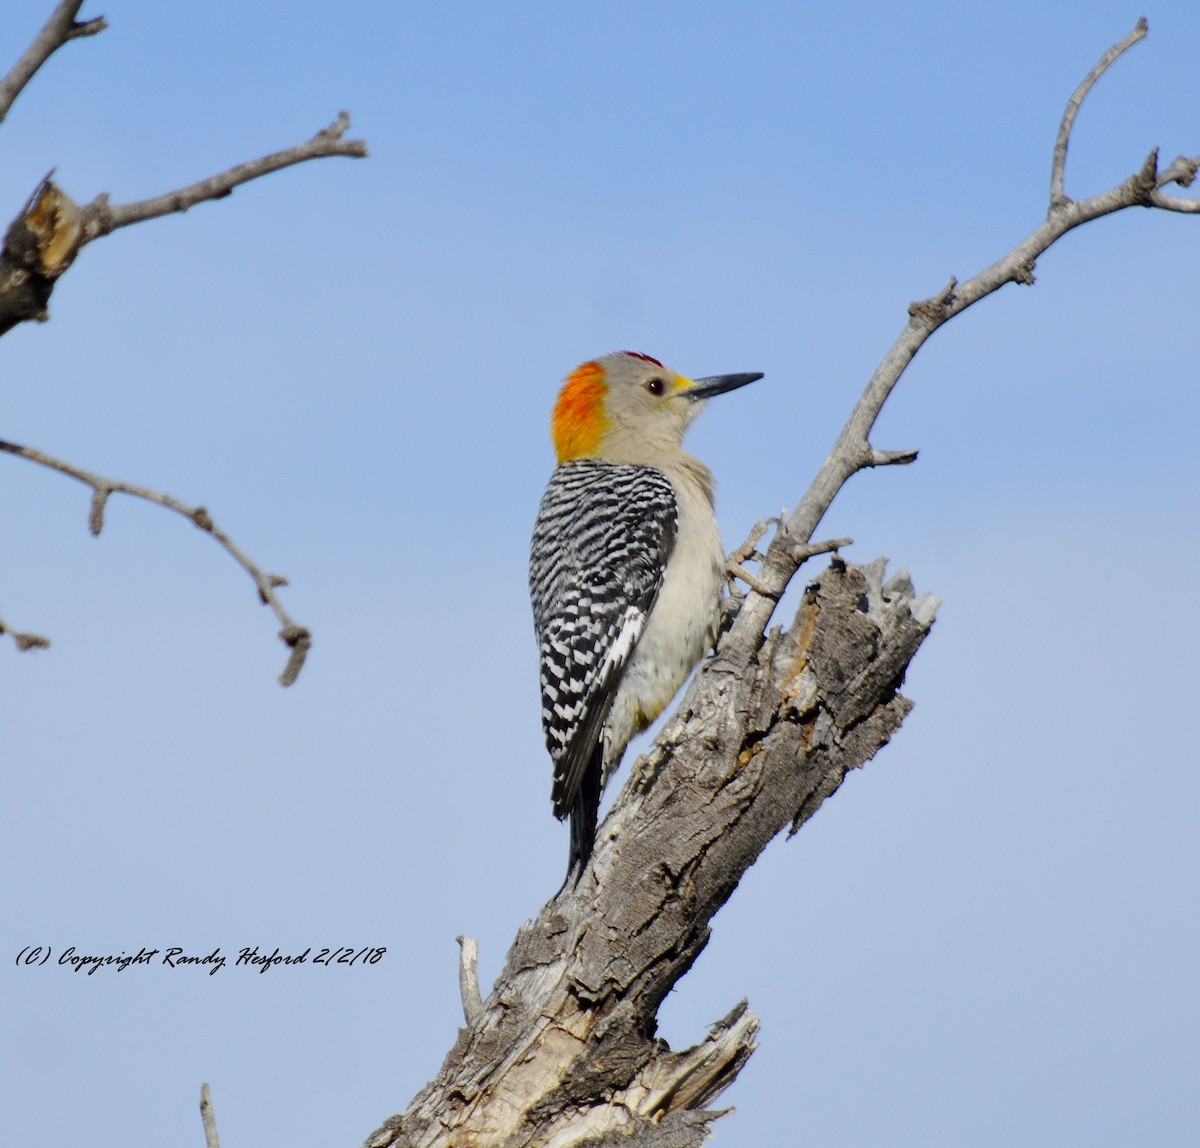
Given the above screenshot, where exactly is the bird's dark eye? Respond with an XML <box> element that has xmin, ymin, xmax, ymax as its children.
<box><xmin>646</xmin><ymin>377</ymin><xmax>666</xmax><ymax>396</ymax></box>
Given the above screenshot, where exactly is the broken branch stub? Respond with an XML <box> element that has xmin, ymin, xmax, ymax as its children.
<box><xmin>367</xmin><ymin>558</ymin><xmax>937</xmax><ymax>1148</ymax></box>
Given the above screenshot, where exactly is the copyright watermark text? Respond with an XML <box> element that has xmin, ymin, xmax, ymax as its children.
<box><xmin>14</xmin><ymin>945</ymin><xmax>386</xmax><ymax>976</ymax></box>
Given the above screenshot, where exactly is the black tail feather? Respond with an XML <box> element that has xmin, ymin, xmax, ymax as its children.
<box><xmin>567</xmin><ymin>742</ymin><xmax>603</xmax><ymax>881</ymax></box>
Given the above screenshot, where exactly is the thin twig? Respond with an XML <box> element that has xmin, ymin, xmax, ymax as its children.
<box><xmin>864</xmin><ymin>447</ymin><xmax>919</xmax><ymax>468</ymax></box>
<box><xmin>1049</xmin><ymin>18</ymin><xmax>1147</xmax><ymax>210</ymax></box>
<box><xmin>456</xmin><ymin>936</ymin><xmax>482</xmax><ymax>1024</ymax></box>
<box><xmin>727</xmin><ymin>525</ymin><xmax>851</xmax><ymax>598</ymax></box>
<box><xmin>0</xmin><ymin>1</ymin><xmax>106</xmax><ymax>125</ymax></box>
<box><xmin>0</xmin><ymin>438</ymin><xmax>310</xmax><ymax>685</ymax></box>
<box><xmin>726</xmin><ymin>562</ymin><xmax>776</xmax><ymax>598</ymax></box>
<box><xmin>0</xmin><ymin>614</ymin><xmax>51</xmax><ymax>652</ymax></box>
<box><xmin>200</xmin><ymin>1083</ymin><xmax>222</xmax><ymax>1148</ymax></box>
<box><xmin>726</xmin><ymin>517</ymin><xmax>780</xmax><ymax>598</ymax></box>
<box><xmin>83</xmin><ymin>113</ymin><xmax>368</xmax><ymax>239</ymax></box>
<box><xmin>1149</xmin><ymin>188</ymin><xmax>1200</xmax><ymax>214</ymax></box>
<box><xmin>786</xmin><ymin>535</ymin><xmax>853</xmax><ymax>566</ymax></box>
<box><xmin>728</xmin><ymin>517</ymin><xmax>777</xmax><ymax>568</ymax></box>
<box><xmin>1158</xmin><ymin>154</ymin><xmax>1199</xmax><ymax>189</ymax></box>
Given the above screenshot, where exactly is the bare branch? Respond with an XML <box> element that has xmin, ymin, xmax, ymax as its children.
<box><xmin>728</xmin><ymin>19</ymin><xmax>1198</xmax><ymax>649</ymax></box>
<box><xmin>0</xmin><ymin>438</ymin><xmax>310</xmax><ymax>686</ymax></box>
<box><xmin>85</xmin><ymin>113</ymin><xmax>368</xmax><ymax>237</ymax></box>
<box><xmin>0</xmin><ymin>115</ymin><xmax>368</xmax><ymax>336</ymax></box>
<box><xmin>727</xmin><ymin>520</ymin><xmax>851</xmax><ymax>599</ymax></box>
<box><xmin>728</xmin><ymin>516</ymin><xmax>777</xmax><ymax>569</ymax></box>
<box><xmin>0</xmin><ymin>1</ymin><xmax>106</xmax><ymax>125</ymax></box>
<box><xmin>725</xmin><ymin>562</ymin><xmax>775</xmax><ymax>598</ymax></box>
<box><xmin>200</xmin><ymin>1083</ymin><xmax>222</xmax><ymax>1148</ymax></box>
<box><xmin>1049</xmin><ymin>17</ymin><xmax>1147</xmax><ymax>209</ymax></box>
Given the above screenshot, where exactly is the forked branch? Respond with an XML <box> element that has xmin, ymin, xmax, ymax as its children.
<box><xmin>728</xmin><ymin>16</ymin><xmax>1199</xmax><ymax>650</ymax></box>
<box><xmin>1050</xmin><ymin>17</ymin><xmax>1148</xmax><ymax>208</ymax></box>
<box><xmin>0</xmin><ymin>439</ymin><xmax>310</xmax><ymax>685</ymax></box>
<box><xmin>0</xmin><ymin>0</ymin><xmax>106</xmax><ymax>125</ymax></box>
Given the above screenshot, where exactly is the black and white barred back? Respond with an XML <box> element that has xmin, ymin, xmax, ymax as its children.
<box><xmin>529</xmin><ymin>459</ymin><xmax>678</xmax><ymax>865</ymax></box>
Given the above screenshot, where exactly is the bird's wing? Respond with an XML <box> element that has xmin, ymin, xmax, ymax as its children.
<box><xmin>529</xmin><ymin>460</ymin><xmax>677</xmax><ymax>819</ymax></box>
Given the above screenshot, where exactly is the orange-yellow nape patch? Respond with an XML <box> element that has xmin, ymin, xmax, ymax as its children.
<box><xmin>552</xmin><ymin>361</ymin><xmax>610</xmax><ymax>462</ymax></box>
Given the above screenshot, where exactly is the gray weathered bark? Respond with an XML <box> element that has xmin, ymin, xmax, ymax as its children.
<box><xmin>367</xmin><ymin>557</ymin><xmax>936</xmax><ymax>1147</ymax></box>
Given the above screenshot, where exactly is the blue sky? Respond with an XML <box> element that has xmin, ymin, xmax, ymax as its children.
<box><xmin>3</xmin><ymin>3</ymin><xmax>1198</xmax><ymax>1145</ymax></box>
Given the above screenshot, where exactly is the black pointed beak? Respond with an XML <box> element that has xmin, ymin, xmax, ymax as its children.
<box><xmin>686</xmin><ymin>372</ymin><xmax>763</xmax><ymax>402</ymax></box>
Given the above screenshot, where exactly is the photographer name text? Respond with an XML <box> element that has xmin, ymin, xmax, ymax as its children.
<box><xmin>14</xmin><ymin>945</ymin><xmax>386</xmax><ymax>976</ymax></box>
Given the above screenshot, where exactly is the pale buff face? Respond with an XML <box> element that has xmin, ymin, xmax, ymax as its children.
<box><xmin>591</xmin><ymin>352</ymin><xmax>705</xmax><ymax>459</ymax></box>
<box><xmin>551</xmin><ymin>351</ymin><xmax>759</xmax><ymax>466</ymax></box>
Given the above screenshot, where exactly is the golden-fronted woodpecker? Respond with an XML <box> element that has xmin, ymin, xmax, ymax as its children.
<box><xmin>529</xmin><ymin>350</ymin><xmax>762</xmax><ymax>877</ymax></box>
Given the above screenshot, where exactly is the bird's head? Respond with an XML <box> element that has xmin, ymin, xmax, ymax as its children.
<box><xmin>551</xmin><ymin>350</ymin><xmax>761</xmax><ymax>464</ymax></box>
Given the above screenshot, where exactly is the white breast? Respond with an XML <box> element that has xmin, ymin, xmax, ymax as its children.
<box><xmin>602</xmin><ymin>457</ymin><xmax>723</xmax><ymax>778</ymax></box>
